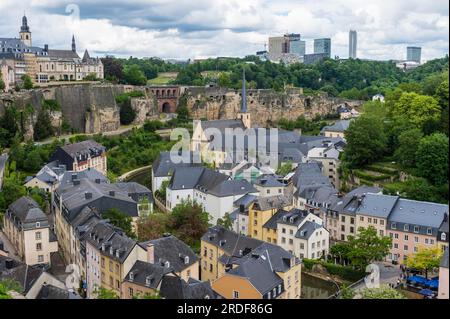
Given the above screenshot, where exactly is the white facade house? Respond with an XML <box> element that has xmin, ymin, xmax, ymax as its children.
<box><xmin>276</xmin><ymin>209</ymin><xmax>329</xmax><ymax>260</ymax></box>
<box><xmin>166</xmin><ymin>167</ymin><xmax>258</xmax><ymax>224</ymax></box>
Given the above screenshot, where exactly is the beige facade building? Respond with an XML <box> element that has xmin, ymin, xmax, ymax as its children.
<box><xmin>3</xmin><ymin>197</ymin><xmax>58</xmax><ymax>266</ymax></box>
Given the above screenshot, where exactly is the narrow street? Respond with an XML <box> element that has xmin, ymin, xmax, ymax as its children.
<box><xmin>0</xmin><ymin>229</ymin><xmax>20</xmax><ymax>261</ymax></box>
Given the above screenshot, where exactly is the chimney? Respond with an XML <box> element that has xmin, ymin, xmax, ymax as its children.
<box><xmin>109</xmin><ymin>191</ymin><xmax>115</xmax><ymax>197</ymax></box>
<box><xmin>85</xmin><ymin>192</ymin><xmax>92</xmax><ymax>200</ymax></box>
<box><xmin>73</xmin><ymin>180</ymin><xmax>81</xmax><ymax>186</ymax></box>
<box><xmin>95</xmin><ymin>179</ymin><xmax>101</xmax><ymax>184</ymax></box>
<box><xmin>147</xmin><ymin>243</ymin><xmax>155</xmax><ymax>264</ymax></box>
<box><xmin>71</xmin><ymin>173</ymin><xmax>78</xmax><ymax>181</ymax></box>
<box><xmin>44</xmin><ymin>44</ymin><xmax>48</xmax><ymax>52</ymax></box>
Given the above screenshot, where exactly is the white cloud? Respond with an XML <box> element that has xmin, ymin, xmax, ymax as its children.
<box><xmin>0</xmin><ymin>0</ymin><xmax>448</xmax><ymax>60</ymax></box>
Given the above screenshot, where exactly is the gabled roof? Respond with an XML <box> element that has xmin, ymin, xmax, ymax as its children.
<box><xmin>36</xmin><ymin>284</ymin><xmax>82</xmax><ymax>299</ymax></box>
<box><xmin>208</xmin><ymin>179</ymin><xmax>257</xmax><ymax>198</ymax></box>
<box><xmin>202</xmin><ymin>226</ymin><xmax>263</xmax><ymax>257</ymax></box>
<box><xmin>152</xmin><ymin>151</ymin><xmax>201</xmax><ymax>177</ymax></box>
<box><xmin>356</xmin><ymin>193</ymin><xmax>399</xmax><ymax>219</ymax></box>
<box><xmin>47</xmin><ymin>50</ymin><xmax>80</xmax><ymax>59</ymax></box>
<box><xmin>160</xmin><ymin>276</ymin><xmax>216</xmax><ymax>299</ymax></box>
<box><xmin>8</xmin><ymin>196</ymin><xmax>47</xmax><ymax>223</ymax></box>
<box><xmin>141</xmin><ymin>235</ymin><xmax>198</xmax><ymax>273</ymax></box>
<box><xmin>295</xmin><ymin>221</ymin><xmax>325</xmax><ymax>240</ymax></box>
<box><xmin>253</xmin><ymin>195</ymin><xmax>291</xmax><ymax>211</ymax></box>
<box><xmin>321</xmin><ymin>120</ymin><xmax>351</xmax><ymax>133</ymax></box>
<box><xmin>200</xmin><ymin>119</ymin><xmax>245</xmax><ymax>131</ymax></box>
<box><xmin>388</xmin><ymin>198</ymin><xmax>448</xmax><ymax>229</ymax></box>
<box><xmin>254</xmin><ymin>175</ymin><xmax>284</xmax><ymax>188</ymax></box>
<box><xmin>58</xmin><ymin>140</ymin><xmax>106</xmax><ymax>159</ymax></box>
<box><xmin>124</xmin><ymin>260</ymin><xmax>174</xmax><ymax>289</ymax></box>
<box><xmin>0</xmin><ymin>256</ymin><xmax>46</xmax><ymax>294</ymax></box>
<box><xmin>59</xmin><ymin>168</ymin><xmax>108</xmax><ymax>188</ymax></box>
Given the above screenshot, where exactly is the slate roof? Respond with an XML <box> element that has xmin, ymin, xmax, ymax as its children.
<box><xmin>356</xmin><ymin>193</ymin><xmax>399</xmax><ymax>219</ymax></box>
<box><xmin>275</xmin><ymin>208</ymin><xmax>310</xmax><ymax>227</ymax></box>
<box><xmin>36</xmin><ymin>285</ymin><xmax>82</xmax><ymax>299</ymax></box>
<box><xmin>253</xmin><ymin>195</ymin><xmax>291</xmax><ymax>211</ymax></box>
<box><xmin>152</xmin><ymin>151</ymin><xmax>201</xmax><ymax>177</ymax></box>
<box><xmin>292</xmin><ymin>162</ymin><xmax>331</xmax><ymax>192</ymax></box>
<box><xmin>56</xmin><ymin>178</ymin><xmax>138</xmax><ymax>222</ymax></box>
<box><xmin>115</xmin><ymin>182</ymin><xmax>153</xmax><ymax>203</ymax></box>
<box><xmin>254</xmin><ymin>175</ymin><xmax>284</xmax><ymax>188</ymax></box>
<box><xmin>321</xmin><ymin>120</ymin><xmax>351</xmax><ymax>133</ymax></box>
<box><xmin>141</xmin><ymin>235</ymin><xmax>198</xmax><ymax>273</ymax></box>
<box><xmin>59</xmin><ymin>140</ymin><xmax>106</xmax><ymax>159</ymax></box>
<box><xmin>299</xmin><ymin>185</ymin><xmax>338</xmax><ymax>204</ymax></box>
<box><xmin>8</xmin><ymin>196</ymin><xmax>48</xmax><ymax>223</ymax></box>
<box><xmin>0</xmin><ymin>256</ymin><xmax>46</xmax><ymax>294</ymax></box>
<box><xmin>225</xmin><ymin>243</ymin><xmax>295</xmax><ymax>296</ymax></box>
<box><xmin>160</xmin><ymin>276</ymin><xmax>216</xmax><ymax>299</ymax></box>
<box><xmin>208</xmin><ymin>179</ymin><xmax>257</xmax><ymax>198</ymax></box>
<box><xmin>59</xmin><ymin>168</ymin><xmax>108</xmax><ymax>187</ymax></box>
<box><xmin>202</xmin><ymin>226</ymin><xmax>263</xmax><ymax>257</ymax></box>
<box><xmin>124</xmin><ymin>260</ymin><xmax>174</xmax><ymax>289</ymax></box>
<box><xmin>98</xmin><ymin>230</ymin><xmax>138</xmax><ymax>264</ymax></box>
<box><xmin>388</xmin><ymin>198</ymin><xmax>449</xmax><ymax>229</ymax></box>
<box><xmin>233</xmin><ymin>194</ymin><xmax>257</xmax><ymax>209</ymax></box>
<box><xmin>295</xmin><ymin>221</ymin><xmax>324</xmax><ymax>240</ymax></box>
<box><xmin>47</xmin><ymin>50</ymin><xmax>80</xmax><ymax>60</ymax></box>
<box><xmin>263</xmin><ymin>209</ymin><xmax>291</xmax><ymax>230</ymax></box>
<box><xmin>200</xmin><ymin>119</ymin><xmax>245</xmax><ymax>131</ymax></box>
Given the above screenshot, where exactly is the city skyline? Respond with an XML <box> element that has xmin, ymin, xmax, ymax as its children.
<box><xmin>0</xmin><ymin>0</ymin><xmax>448</xmax><ymax>61</ymax></box>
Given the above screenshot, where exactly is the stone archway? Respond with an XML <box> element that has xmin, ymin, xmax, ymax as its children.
<box><xmin>162</xmin><ymin>102</ymin><xmax>172</xmax><ymax>113</ymax></box>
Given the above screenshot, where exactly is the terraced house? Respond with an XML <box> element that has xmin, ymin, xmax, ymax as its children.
<box><xmin>53</xmin><ymin>173</ymin><xmax>141</xmax><ymax>266</ymax></box>
<box><xmin>166</xmin><ymin>166</ymin><xmax>258</xmax><ymax>224</ymax></box>
<box><xmin>3</xmin><ymin>197</ymin><xmax>58</xmax><ymax>266</ymax></box>
<box><xmin>201</xmin><ymin>226</ymin><xmax>302</xmax><ymax>299</ymax></box>
<box><xmin>50</xmin><ymin>140</ymin><xmax>107</xmax><ymax>176</ymax></box>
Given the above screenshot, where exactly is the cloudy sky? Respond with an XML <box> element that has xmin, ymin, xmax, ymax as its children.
<box><xmin>1</xmin><ymin>0</ymin><xmax>448</xmax><ymax>61</ymax></box>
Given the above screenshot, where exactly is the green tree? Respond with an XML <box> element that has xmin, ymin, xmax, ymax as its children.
<box><xmin>137</xmin><ymin>213</ymin><xmax>171</xmax><ymax>241</ymax></box>
<box><xmin>0</xmin><ymin>106</ymin><xmax>20</xmax><ymax>148</ymax></box>
<box><xmin>0</xmin><ymin>71</ymin><xmax>5</xmax><ymax>91</ymax></box>
<box><xmin>343</xmin><ymin>116</ymin><xmax>387</xmax><ymax>168</ymax></box>
<box><xmin>339</xmin><ymin>284</ymin><xmax>356</xmax><ymax>299</ymax></box>
<box><xmin>33</xmin><ymin>110</ymin><xmax>55</xmax><ymax>141</ymax></box>
<box><xmin>176</xmin><ymin>105</ymin><xmax>190</xmax><ymax>121</ymax></box>
<box><xmin>415</xmin><ymin>133</ymin><xmax>449</xmax><ymax>185</ymax></box>
<box><xmin>95</xmin><ymin>287</ymin><xmax>119</xmax><ymax>299</ymax></box>
<box><xmin>169</xmin><ymin>200</ymin><xmax>210</xmax><ymax>250</ymax></box>
<box><xmin>346</xmin><ymin>226</ymin><xmax>392</xmax><ymax>269</ymax></box>
<box><xmin>218</xmin><ymin>72</ymin><xmax>232</xmax><ymax>88</ymax></box>
<box><xmin>393</xmin><ymin>128</ymin><xmax>423</xmax><ymax>167</ymax></box>
<box><xmin>119</xmin><ymin>101</ymin><xmax>136</xmax><ymax>125</ymax></box>
<box><xmin>0</xmin><ymin>279</ymin><xmax>23</xmax><ymax>299</ymax></box>
<box><xmin>123</xmin><ymin>65</ymin><xmax>147</xmax><ymax>86</ymax></box>
<box><xmin>406</xmin><ymin>246</ymin><xmax>443</xmax><ymax>279</ymax></box>
<box><xmin>156</xmin><ymin>180</ymin><xmax>170</xmax><ymax>199</ymax></box>
<box><xmin>23</xmin><ymin>149</ymin><xmax>43</xmax><ymax>173</ymax></box>
<box><xmin>277</xmin><ymin>161</ymin><xmax>293</xmax><ymax>176</ymax></box>
<box><xmin>392</xmin><ymin>92</ymin><xmax>441</xmax><ymax>131</ymax></box>
<box><xmin>102</xmin><ymin>208</ymin><xmax>135</xmax><ymax>239</ymax></box>
<box><xmin>217</xmin><ymin>213</ymin><xmax>233</xmax><ymax>231</ymax></box>
<box><xmin>21</xmin><ymin>74</ymin><xmax>33</xmax><ymax>90</ymax></box>
<box><xmin>359</xmin><ymin>285</ymin><xmax>406</xmax><ymax>299</ymax></box>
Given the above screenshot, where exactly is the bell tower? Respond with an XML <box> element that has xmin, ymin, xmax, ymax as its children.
<box><xmin>237</xmin><ymin>69</ymin><xmax>251</xmax><ymax>129</ymax></box>
<box><xmin>19</xmin><ymin>14</ymin><xmax>32</xmax><ymax>47</ymax></box>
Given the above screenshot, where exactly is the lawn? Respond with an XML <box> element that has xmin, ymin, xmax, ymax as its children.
<box><xmin>147</xmin><ymin>72</ymin><xmax>178</xmax><ymax>85</ymax></box>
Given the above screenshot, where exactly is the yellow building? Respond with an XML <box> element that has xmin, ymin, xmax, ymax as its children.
<box><xmin>98</xmin><ymin>232</ymin><xmax>147</xmax><ymax>298</ymax></box>
<box><xmin>201</xmin><ymin>226</ymin><xmax>302</xmax><ymax>299</ymax></box>
<box><xmin>248</xmin><ymin>195</ymin><xmax>292</xmax><ymax>240</ymax></box>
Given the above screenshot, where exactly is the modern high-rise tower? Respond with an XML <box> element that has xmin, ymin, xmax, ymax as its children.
<box><xmin>349</xmin><ymin>30</ymin><xmax>357</xmax><ymax>59</ymax></box>
<box><xmin>407</xmin><ymin>46</ymin><xmax>422</xmax><ymax>63</ymax></box>
<box><xmin>314</xmin><ymin>38</ymin><xmax>331</xmax><ymax>58</ymax></box>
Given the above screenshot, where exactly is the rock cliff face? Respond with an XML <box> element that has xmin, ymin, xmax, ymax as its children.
<box><xmin>184</xmin><ymin>87</ymin><xmax>363</xmax><ymax>126</ymax></box>
<box><xmin>0</xmin><ymin>84</ymin><xmax>363</xmax><ymax>141</ymax></box>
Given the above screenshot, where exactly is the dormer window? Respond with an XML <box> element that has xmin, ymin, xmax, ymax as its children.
<box><xmin>165</xmin><ymin>261</ymin><xmax>170</xmax><ymax>268</ymax></box>
<box><xmin>441</xmin><ymin>233</ymin><xmax>447</xmax><ymax>241</ymax></box>
<box><xmin>404</xmin><ymin>224</ymin><xmax>409</xmax><ymax>231</ymax></box>
<box><xmin>391</xmin><ymin>222</ymin><xmax>396</xmax><ymax>230</ymax></box>
<box><xmin>145</xmin><ymin>276</ymin><xmax>152</xmax><ymax>287</ymax></box>
<box><xmin>110</xmin><ymin>247</ymin><xmax>114</xmax><ymax>255</ymax></box>
<box><xmin>413</xmin><ymin>226</ymin><xmax>419</xmax><ymax>233</ymax></box>
<box><xmin>427</xmin><ymin>228</ymin><xmax>432</xmax><ymax>235</ymax></box>
<box><xmin>36</xmin><ymin>222</ymin><xmax>40</xmax><ymax>228</ymax></box>
<box><xmin>129</xmin><ymin>272</ymin><xmax>134</xmax><ymax>281</ymax></box>
<box><xmin>184</xmin><ymin>256</ymin><xmax>190</xmax><ymax>265</ymax></box>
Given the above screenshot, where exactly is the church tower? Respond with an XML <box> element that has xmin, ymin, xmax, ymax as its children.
<box><xmin>19</xmin><ymin>14</ymin><xmax>32</xmax><ymax>47</ymax></box>
<box><xmin>237</xmin><ymin>69</ymin><xmax>251</xmax><ymax>129</ymax></box>
<box><xmin>72</xmin><ymin>35</ymin><xmax>76</xmax><ymax>53</ymax></box>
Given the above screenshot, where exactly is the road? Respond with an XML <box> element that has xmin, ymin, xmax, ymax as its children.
<box><xmin>352</xmin><ymin>262</ymin><xmax>403</xmax><ymax>292</ymax></box>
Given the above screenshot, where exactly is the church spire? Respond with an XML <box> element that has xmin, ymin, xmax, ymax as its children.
<box><xmin>21</xmin><ymin>13</ymin><xmax>30</xmax><ymax>32</ymax></box>
<box><xmin>72</xmin><ymin>35</ymin><xmax>76</xmax><ymax>53</ymax></box>
<box><xmin>241</xmin><ymin>68</ymin><xmax>247</xmax><ymax>113</ymax></box>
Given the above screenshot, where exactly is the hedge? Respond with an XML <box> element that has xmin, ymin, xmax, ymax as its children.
<box><xmin>365</xmin><ymin>164</ymin><xmax>398</xmax><ymax>176</ymax></box>
<box><xmin>353</xmin><ymin>169</ymin><xmax>392</xmax><ymax>182</ymax></box>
